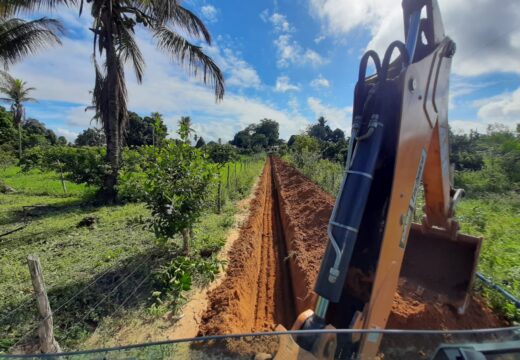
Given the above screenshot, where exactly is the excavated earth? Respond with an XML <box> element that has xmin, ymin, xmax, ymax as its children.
<box><xmin>198</xmin><ymin>157</ymin><xmax>506</xmax><ymax>355</ymax></box>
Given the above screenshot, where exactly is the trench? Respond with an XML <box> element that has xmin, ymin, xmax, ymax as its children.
<box><xmin>252</xmin><ymin>157</ymin><xmax>295</xmax><ymax>330</ymax></box>
<box><xmin>199</xmin><ymin>156</ymin><xmax>506</xmax><ymax>340</ymax></box>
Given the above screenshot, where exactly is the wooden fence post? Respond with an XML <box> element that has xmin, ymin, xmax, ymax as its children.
<box><xmin>226</xmin><ymin>163</ymin><xmax>230</xmax><ymax>189</ymax></box>
<box><xmin>234</xmin><ymin>162</ymin><xmax>238</xmax><ymax>190</ymax></box>
<box><xmin>217</xmin><ymin>181</ymin><xmax>222</xmax><ymax>214</ymax></box>
<box><xmin>57</xmin><ymin>160</ymin><xmax>67</xmax><ymax>194</ymax></box>
<box><xmin>27</xmin><ymin>255</ymin><xmax>61</xmax><ymax>354</ymax></box>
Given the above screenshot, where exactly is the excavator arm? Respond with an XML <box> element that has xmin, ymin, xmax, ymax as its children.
<box><xmin>276</xmin><ymin>1</ymin><xmax>482</xmax><ymax>359</ymax></box>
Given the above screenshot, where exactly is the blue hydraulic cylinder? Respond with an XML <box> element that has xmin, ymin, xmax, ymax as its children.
<box><xmin>314</xmin><ymin>114</ymin><xmax>386</xmax><ymax>303</ymax></box>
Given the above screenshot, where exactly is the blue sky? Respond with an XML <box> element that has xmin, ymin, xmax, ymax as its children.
<box><xmin>10</xmin><ymin>0</ymin><xmax>520</xmax><ymax>142</ymax></box>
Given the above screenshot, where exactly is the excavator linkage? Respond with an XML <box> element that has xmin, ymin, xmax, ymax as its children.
<box><xmin>276</xmin><ymin>1</ymin><xmax>484</xmax><ymax>359</ymax></box>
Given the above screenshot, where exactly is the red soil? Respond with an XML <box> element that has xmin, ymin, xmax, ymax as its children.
<box><xmin>199</xmin><ymin>157</ymin><xmax>506</xmax><ymax>338</ymax></box>
<box><xmin>198</xmin><ymin>159</ymin><xmax>294</xmax><ymax>336</ymax></box>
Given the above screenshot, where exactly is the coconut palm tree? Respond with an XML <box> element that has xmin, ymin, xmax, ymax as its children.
<box><xmin>178</xmin><ymin>116</ymin><xmax>194</xmax><ymax>144</ymax></box>
<box><xmin>0</xmin><ymin>2</ymin><xmax>64</xmax><ymax>69</ymax></box>
<box><xmin>82</xmin><ymin>1</ymin><xmax>224</xmax><ymax>202</ymax></box>
<box><xmin>0</xmin><ymin>72</ymin><xmax>36</xmax><ymax>158</ymax></box>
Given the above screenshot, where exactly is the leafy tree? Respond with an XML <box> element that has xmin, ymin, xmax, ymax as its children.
<box><xmin>0</xmin><ymin>105</ymin><xmax>16</xmax><ymax>154</ymax></box>
<box><xmin>0</xmin><ymin>72</ymin><xmax>36</xmax><ymax>158</ymax></box>
<box><xmin>195</xmin><ymin>136</ymin><xmax>206</xmax><ymax>148</ymax></box>
<box><xmin>204</xmin><ymin>143</ymin><xmax>237</xmax><ymax>167</ymax></box>
<box><xmin>308</xmin><ymin>116</ymin><xmax>331</xmax><ymax>141</ymax></box>
<box><xmin>80</xmin><ymin>0</ymin><xmax>224</xmax><ymax>202</ymax></box>
<box><xmin>230</xmin><ymin>120</ymin><xmax>280</xmax><ymax>152</ymax></box>
<box><xmin>230</xmin><ymin>129</ymin><xmax>252</xmax><ymax>149</ymax></box>
<box><xmin>57</xmin><ymin>136</ymin><xmax>67</xmax><ymax>145</ymax></box>
<box><xmin>144</xmin><ymin>142</ymin><xmax>215</xmax><ymax>254</ymax></box>
<box><xmin>150</xmin><ymin>112</ymin><xmax>167</xmax><ymax>148</ymax></box>
<box><xmin>125</xmin><ymin>112</ymin><xmax>167</xmax><ymax>147</ymax></box>
<box><xmin>255</xmin><ymin>118</ymin><xmax>279</xmax><ymax>146</ymax></box>
<box><xmin>177</xmin><ymin>116</ymin><xmax>194</xmax><ymax>144</ymax></box>
<box><xmin>75</xmin><ymin>127</ymin><xmax>106</xmax><ymax>147</ymax></box>
<box><xmin>290</xmin><ymin>134</ymin><xmax>320</xmax><ymax>154</ymax></box>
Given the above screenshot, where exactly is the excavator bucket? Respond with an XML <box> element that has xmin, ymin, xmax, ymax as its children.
<box><xmin>400</xmin><ymin>223</ymin><xmax>482</xmax><ymax>313</ymax></box>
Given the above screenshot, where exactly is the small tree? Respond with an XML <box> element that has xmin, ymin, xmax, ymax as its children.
<box><xmin>75</xmin><ymin>128</ymin><xmax>106</xmax><ymax>146</ymax></box>
<box><xmin>144</xmin><ymin>142</ymin><xmax>215</xmax><ymax>254</ymax></box>
<box><xmin>195</xmin><ymin>136</ymin><xmax>206</xmax><ymax>148</ymax></box>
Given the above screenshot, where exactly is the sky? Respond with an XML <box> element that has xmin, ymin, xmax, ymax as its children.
<box><xmin>9</xmin><ymin>0</ymin><xmax>520</xmax><ymax>142</ymax></box>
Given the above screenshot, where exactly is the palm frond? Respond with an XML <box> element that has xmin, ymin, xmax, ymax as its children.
<box><xmin>116</xmin><ymin>25</ymin><xmax>145</xmax><ymax>83</ymax></box>
<box><xmin>0</xmin><ymin>17</ymin><xmax>64</xmax><ymax>68</ymax></box>
<box><xmin>1</xmin><ymin>0</ymin><xmax>77</xmax><ymax>17</ymax></box>
<box><xmin>154</xmin><ymin>26</ymin><xmax>224</xmax><ymax>101</ymax></box>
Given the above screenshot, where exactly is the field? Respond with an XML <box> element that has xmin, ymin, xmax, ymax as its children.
<box><xmin>0</xmin><ymin>157</ymin><xmax>264</xmax><ymax>353</ymax></box>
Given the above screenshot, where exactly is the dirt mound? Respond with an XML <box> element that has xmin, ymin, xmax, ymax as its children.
<box><xmin>388</xmin><ymin>279</ymin><xmax>504</xmax><ymax>330</ymax></box>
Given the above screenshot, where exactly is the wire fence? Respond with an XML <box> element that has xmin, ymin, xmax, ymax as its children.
<box><xmin>4</xmin><ymin>252</ymin><xmax>156</xmax><ymax>353</ymax></box>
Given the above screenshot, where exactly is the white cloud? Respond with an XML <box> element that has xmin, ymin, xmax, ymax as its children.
<box><xmin>308</xmin><ymin>0</ymin><xmax>520</xmax><ymax>76</ymax></box>
<box><xmin>310</xmin><ymin>74</ymin><xmax>330</xmax><ymax>88</ymax></box>
<box><xmin>475</xmin><ymin>88</ymin><xmax>520</xmax><ymax>128</ymax></box>
<box><xmin>55</xmin><ymin>128</ymin><xmax>79</xmax><ymax>142</ymax></box>
<box><xmin>201</xmin><ymin>5</ymin><xmax>218</xmax><ymax>23</ymax></box>
<box><xmin>314</xmin><ymin>35</ymin><xmax>326</xmax><ymax>44</ymax></box>
<box><xmin>307</xmin><ymin>97</ymin><xmax>352</xmax><ymax>131</ymax></box>
<box><xmin>449</xmin><ymin>120</ymin><xmax>488</xmax><ymax>134</ymax></box>
<box><xmin>217</xmin><ymin>48</ymin><xmax>262</xmax><ymax>89</ymax></box>
<box><xmin>273</xmin><ymin>34</ymin><xmax>327</xmax><ymax>68</ymax></box>
<box><xmin>275</xmin><ymin>76</ymin><xmax>300</xmax><ymax>92</ymax></box>
<box><xmin>261</xmin><ymin>9</ymin><xmax>327</xmax><ymax>68</ymax></box>
<box><xmin>260</xmin><ymin>10</ymin><xmax>294</xmax><ymax>33</ymax></box>
<box><xmin>451</xmin><ymin>87</ymin><xmax>520</xmax><ymax>133</ymax></box>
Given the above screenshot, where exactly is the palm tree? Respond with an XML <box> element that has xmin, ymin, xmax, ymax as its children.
<box><xmin>82</xmin><ymin>1</ymin><xmax>225</xmax><ymax>202</ymax></box>
<box><xmin>178</xmin><ymin>116</ymin><xmax>194</xmax><ymax>144</ymax></box>
<box><xmin>0</xmin><ymin>72</ymin><xmax>35</xmax><ymax>158</ymax></box>
<box><xmin>0</xmin><ymin>2</ymin><xmax>64</xmax><ymax>69</ymax></box>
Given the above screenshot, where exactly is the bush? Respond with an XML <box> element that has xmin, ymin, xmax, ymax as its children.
<box><xmin>143</xmin><ymin>142</ymin><xmax>216</xmax><ymax>251</ymax></box>
<box><xmin>0</xmin><ymin>149</ymin><xmax>17</xmax><ymax>170</ymax></box>
<box><xmin>454</xmin><ymin>159</ymin><xmax>512</xmax><ymax>195</ymax></box>
<box><xmin>152</xmin><ymin>256</ymin><xmax>224</xmax><ymax>311</ymax></box>
<box><xmin>20</xmin><ymin>146</ymin><xmax>108</xmax><ymax>186</ymax></box>
<box><xmin>117</xmin><ymin>147</ymin><xmax>151</xmax><ymax>203</ymax></box>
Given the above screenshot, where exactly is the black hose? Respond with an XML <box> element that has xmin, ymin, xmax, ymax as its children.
<box><xmin>476</xmin><ymin>272</ymin><xmax>520</xmax><ymax>309</ymax></box>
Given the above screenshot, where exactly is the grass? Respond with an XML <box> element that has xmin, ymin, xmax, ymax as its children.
<box><xmin>285</xmin><ymin>154</ymin><xmax>520</xmax><ymax>323</ymax></box>
<box><xmin>0</xmin><ymin>158</ymin><xmax>265</xmax><ymax>353</ymax></box>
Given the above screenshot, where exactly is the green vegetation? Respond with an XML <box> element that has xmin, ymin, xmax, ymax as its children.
<box><xmin>286</xmin><ymin>124</ymin><xmax>520</xmax><ymax>323</ymax></box>
<box><xmin>230</xmin><ymin>118</ymin><xmax>283</xmax><ymax>153</ymax></box>
<box><xmin>0</xmin><ymin>155</ymin><xmax>264</xmax><ymax>352</ymax></box>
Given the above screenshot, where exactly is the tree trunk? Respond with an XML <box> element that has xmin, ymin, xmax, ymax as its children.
<box><xmin>99</xmin><ymin>11</ymin><xmax>123</xmax><ymax>203</ymax></box>
<box><xmin>18</xmin><ymin>122</ymin><xmax>22</xmax><ymax>159</ymax></box>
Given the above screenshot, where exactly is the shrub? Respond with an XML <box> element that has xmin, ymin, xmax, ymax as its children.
<box><xmin>152</xmin><ymin>256</ymin><xmax>224</xmax><ymax>312</ymax></box>
<box><xmin>20</xmin><ymin>146</ymin><xmax>108</xmax><ymax>186</ymax></box>
<box><xmin>144</xmin><ymin>142</ymin><xmax>216</xmax><ymax>252</ymax></box>
<box><xmin>117</xmin><ymin>147</ymin><xmax>151</xmax><ymax>203</ymax></box>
